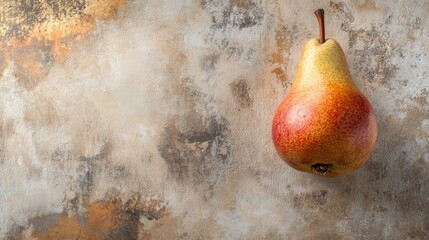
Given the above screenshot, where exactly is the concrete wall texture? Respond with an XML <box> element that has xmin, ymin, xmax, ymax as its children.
<box><xmin>0</xmin><ymin>0</ymin><xmax>428</xmax><ymax>239</ymax></box>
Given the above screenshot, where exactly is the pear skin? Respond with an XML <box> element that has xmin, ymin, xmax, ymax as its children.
<box><xmin>271</xmin><ymin>10</ymin><xmax>377</xmax><ymax>177</ymax></box>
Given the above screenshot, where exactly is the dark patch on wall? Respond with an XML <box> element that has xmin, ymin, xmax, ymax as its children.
<box><xmin>9</xmin><ymin>194</ymin><xmax>168</xmax><ymax>239</ymax></box>
<box><xmin>209</xmin><ymin>2</ymin><xmax>263</xmax><ymax>30</ymax></box>
<box><xmin>45</xmin><ymin>0</ymin><xmax>87</xmax><ymax>20</ymax></box>
<box><xmin>50</xmin><ymin>148</ymin><xmax>73</xmax><ymax>168</ymax></box>
<box><xmin>48</xmin><ymin>143</ymin><xmax>114</xmax><ymax>214</ymax></box>
<box><xmin>77</xmin><ymin>143</ymin><xmax>112</xmax><ymax>199</ymax></box>
<box><xmin>77</xmin><ymin>155</ymin><xmax>100</xmax><ymax>199</ymax></box>
<box><xmin>200</xmin><ymin>1</ymin><xmax>264</xmax><ymax>76</ymax></box>
<box><xmin>158</xmin><ymin>78</ymin><xmax>231</xmax><ymax>197</ymax></box>
<box><xmin>200</xmin><ymin>52</ymin><xmax>220</xmax><ymax>72</ymax></box>
<box><xmin>0</xmin><ymin>0</ymin><xmax>126</xmax><ymax>89</ymax></box>
<box><xmin>230</xmin><ymin>78</ymin><xmax>253</xmax><ymax>108</ymax></box>
<box><xmin>199</xmin><ymin>0</ymin><xmax>209</xmax><ymax>9</ymax></box>
<box><xmin>225</xmin><ymin>46</ymin><xmax>243</xmax><ymax>59</ymax></box>
<box><xmin>107</xmin><ymin>164</ymin><xmax>130</xmax><ymax>181</ymax></box>
<box><xmin>3</xmin><ymin>1</ymin><xmax>43</xmax><ymax>41</ymax></box>
<box><xmin>203</xmin><ymin>0</ymin><xmax>264</xmax><ymax>51</ymax></box>
<box><xmin>159</xmin><ymin>117</ymin><xmax>230</xmax><ymax>186</ymax></box>
<box><xmin>4</xmin><ymin>225</ymin><xmax>26</xmax><ymax>240</ymax></box>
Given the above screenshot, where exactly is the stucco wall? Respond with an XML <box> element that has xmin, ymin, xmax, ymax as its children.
<box><xmin>1</xmin><ymin>0</ymin><xmax>428</xmax><ymax>239</ymax></box>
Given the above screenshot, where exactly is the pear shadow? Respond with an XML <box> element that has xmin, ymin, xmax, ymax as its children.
<box><xmin>300</xmin><ymin>104</ymin><xmax>429</xmax><ymax>238</ymax></box>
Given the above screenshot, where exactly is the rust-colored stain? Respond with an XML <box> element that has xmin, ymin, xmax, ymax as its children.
<box><xmin>230</xmin><ymin>0</ymin><xmax>253</xmax><ymax>8</ymax></box>
<box><xmin>355</xmin><ymin>0</ymin><xmax>377</xmax><ymax>12</ymax></box>
<box><xmin>415</xmin><ymin>88</ymin><xmax>429</xmax><ymax>106</ymax></box>
<box><xmin>269</xmin><ymin>28</ymin><xmax>289</xmax><ymax>85</ymax></box>
<box><xmin>0</xmin><ymin>0</ymin><xmax>126</xmax><ymax>90</ymax></box>
<box><xmin>230</xmin><ymin>78</ymin><xmax>253</xmax><ymax>108</ymax></box>
<box><xmin>16</xmin><ymin>195</ymin><xmax>168</xmax><ymax>239</ymax></box>
<box><xmin>329</xmin><ymin>1</ymin><xmax>345</xmax><ymax>12</ymax></box>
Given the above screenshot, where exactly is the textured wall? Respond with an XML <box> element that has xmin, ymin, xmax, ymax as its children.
<box><xmin>1</xmin><ymin>0</ymin><xmax>428</xmax><ymax>239</ymax></box>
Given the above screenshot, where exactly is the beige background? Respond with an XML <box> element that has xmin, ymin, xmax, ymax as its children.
<box><xmin>1</xmin><ymin>0</ymin><xmax>428</xmax><ymax>239</ymax></box>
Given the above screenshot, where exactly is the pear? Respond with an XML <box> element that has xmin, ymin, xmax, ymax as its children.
<box><xmin>272</xmin><ymin>9</ymin><xmax>377</xmax><ymax>177</ymax></box>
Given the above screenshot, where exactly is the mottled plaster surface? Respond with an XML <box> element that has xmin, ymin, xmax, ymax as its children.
<box><xmin>0</xmin><ymin>0</ymin><xmax>428</xmax><ymax>239</ymax></box>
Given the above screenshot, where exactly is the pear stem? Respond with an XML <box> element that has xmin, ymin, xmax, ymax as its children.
<box><xmin>314</xmin><ymin>9</ymin><xmax>325</xmax><ymax>44</ymax></box>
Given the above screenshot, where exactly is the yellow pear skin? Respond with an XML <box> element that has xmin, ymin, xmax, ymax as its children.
<box><xmin>272</xmin><ymin>10</ymin><xmax>377</xmax><ymax>177</ymax></box>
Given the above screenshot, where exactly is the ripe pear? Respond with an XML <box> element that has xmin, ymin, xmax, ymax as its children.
<box><xmin>271</xmin><ymin>9</ymin><xmax>377</xmax><ymax>177</ymax></box>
